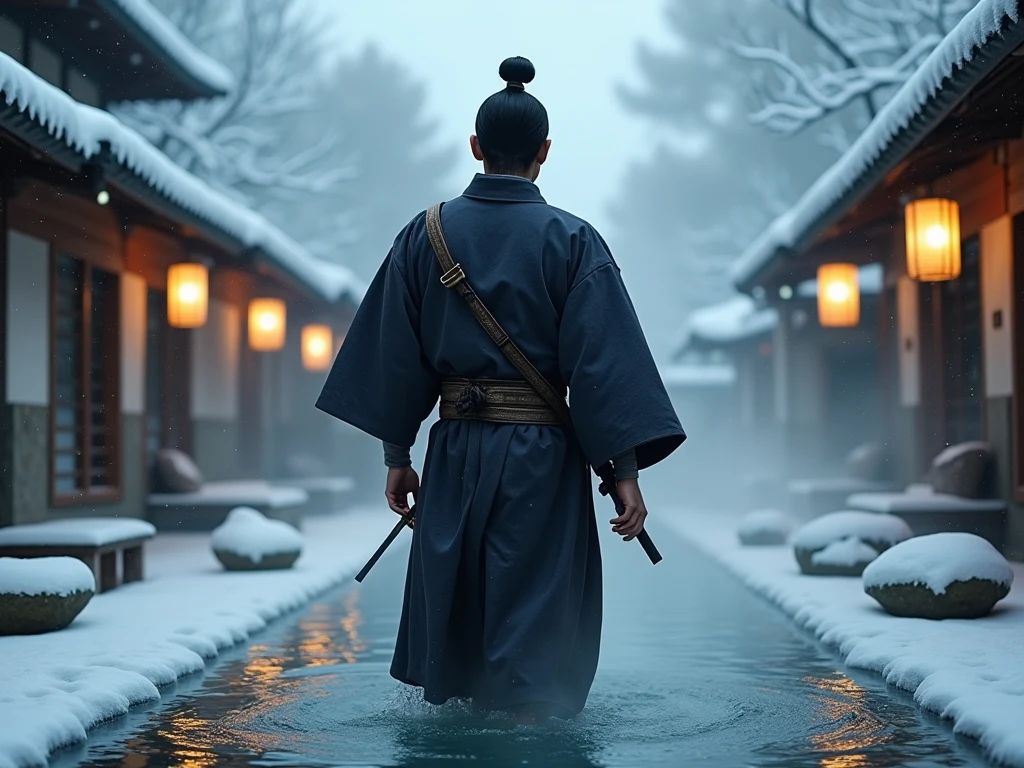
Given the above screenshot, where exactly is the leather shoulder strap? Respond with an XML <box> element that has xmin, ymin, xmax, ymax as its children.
<box><xmin>425</xmin><ymin>203</ymin><xmax>572</xmax><ymax>426</ymax></box>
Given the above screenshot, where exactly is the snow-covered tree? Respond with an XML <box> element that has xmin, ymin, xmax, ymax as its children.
<box><xmin>610</xmin><ymin>0</ymin><xmax>835</xmax><ymax>356</ymax></box>
<box><xmin>268</xmin><ymin>45</ymin><xmax>458</xmax><ymax>279</ymax></box>
<box><xmin>731</xmin><ymin>0</ymin><xmax>976</xmax><ymax>151</ymax></box>
<box><xmin>117</xmin><ymin>3</ymin><xmax>455</xmax><ymax>276</ymax></box>
<box><xmin>115</xmin><ymin>0</ymin><xmax>346</xmax><ymax>209</ymax></box>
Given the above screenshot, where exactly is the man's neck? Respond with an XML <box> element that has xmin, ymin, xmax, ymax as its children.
<box><xmin>482</xmin><ymin>169</ymin><xmax>534</xmax><ymax>182</ymax></box>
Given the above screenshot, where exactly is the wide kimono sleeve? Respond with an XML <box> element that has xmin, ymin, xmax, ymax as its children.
<box><xmin>315</xmin><ymin>241</ymin><xmax>440</xmax><ymax>448</ymax></box>
<box><xmin>558</xmin><ymin>257</ymin><xmax>686</xmax><ymax>472</ymax></box>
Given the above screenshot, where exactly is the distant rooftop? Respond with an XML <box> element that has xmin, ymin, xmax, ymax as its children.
<box><xmin>674</xmin><ymin>295</ymin><xmax>779</xmax><ymax>356</ymax></box>
<box><xmin>660</xmin><ymin>363</ymin><xmax>737</xmax><ymax>388</ymax></box>
<box><xmin>0</xmin><ymin>49</ymin><xmax>362</xmax><ymax>306</ymax></box>
<box><xmin>732</xmin><ymin>0</ymin><xmax>1023</xmax><ymax>292</ymax></box>
<box><xmin>98</xmin><ymin>0</ymin><xmax>234</xmax><ymax>99</ymax></box>
<box><xmin>0</xmin><ymin>0</ymin><xmax>232</xmax><ymax>102</ymax></box>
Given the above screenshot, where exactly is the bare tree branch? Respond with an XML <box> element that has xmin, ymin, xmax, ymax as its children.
<box><xmin>729</xmin><ymin>0</ymin><xmax>973</xmax><ymax>151</ymax></box>
<box><xmin>113</xmin><ymin>0</ymin><xmax>350</xmax><ymax>209</ymax></box>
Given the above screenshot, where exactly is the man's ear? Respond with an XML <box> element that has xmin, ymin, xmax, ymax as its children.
<box><xmin>470</xmin><ymin>135</ymin><xmax>485</xmax><ymax>162</ymax></box>
<box><xmin>536</xmin><ymin>139</ymin><xmax>552</xmax><ymax>166</ymax></box>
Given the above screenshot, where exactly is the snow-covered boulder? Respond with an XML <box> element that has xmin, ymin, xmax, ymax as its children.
<box><xmin>863</xmin><ymin>533</ymin><xmax>1013</xmax><ymax>619</ymax></box>
<box><xmin>810</xmin><ymin>538</ymin><xmax>881</xmax><ymax>576</ymax></box>
<box><xmin>793</xmin><ymin>511</ymin><xmax>913</xmax><ymax>576</ymax></box>
<box><xmin>211</xmin><ymin>507</ymin><xmax>303</xmax><ymax>571</ymax></box>
<box><xmin>737</xmin><ymin>509</ymin><xmax>794</xmax><ymax>546</ymax></box>
<box><xmin>0</xmin><ymin>557</ymin><xmax>95</xmax><ymax>635</ymax></box>
<box><xmin>928</xmin><ymin>441</ymin><xmax>994</xmax><ymax>499</ymax></box>
<box><xmin>845</xmin><ymin>442</ymin><xmax>888</xmax><ymax>482</ymax></box>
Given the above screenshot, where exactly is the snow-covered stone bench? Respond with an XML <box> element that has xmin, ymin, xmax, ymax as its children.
<box><xmin>788</xmin><ymin>477</ymin><xmax>896</xmax><ymax>521</ymax></box>
<box><xmin>0</xmin><ymin>518</ymin><xmax>156</xmax><ymax>593</ymax></box>
<box><xmin>788</xmin><ymin>443</ymin><xmax>896</xmax><ymax>520</ymax></box>
<box><xmin>147</xmin><ymin>481</ymin><xmax>308</xmax><ymax>532</ymax></box>
<box><xmin>846</xmin><ymin>490</ymin><xmax>1006</xmax><ymax>550</ymax></box>
<box><xmin>273</xmin><ymin>477</ymin><xmax>354</xmax><ymax>515</ymax></box>
<box><xmin>845</xmin><ymin>442</ymin><xmax>1006</xmax><ymax>550</ymax></box>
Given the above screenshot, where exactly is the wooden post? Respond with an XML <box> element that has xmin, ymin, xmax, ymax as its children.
<box><xmin>123</xmin><ymin>544</ymin><xmax>144</xmax><ymax>583</ymax></box>
<box><xmin>0</xmin><ymin>191</ymin><xmax>12</xmax><ymax>528</ymax></box>
<box><xmin>100</xmin><ymin>550</ymin><xmax>118</xmax><ymax>592</ymax></box>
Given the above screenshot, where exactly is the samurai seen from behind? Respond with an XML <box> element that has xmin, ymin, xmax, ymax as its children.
<box><xmin>316</xmin><ymin>56</ymin><xmax>685</xmax><ymax>720</ymax></box>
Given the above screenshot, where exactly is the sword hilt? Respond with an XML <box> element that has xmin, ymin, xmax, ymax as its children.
<box><xmin>597</xmin><ymin>465</ymin><xmax>662</xmax><ymax>566</ymax></box>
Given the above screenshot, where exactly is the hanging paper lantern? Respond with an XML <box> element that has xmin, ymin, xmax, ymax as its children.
<box><xmin>301</xmin><ymin>324</ymin><xmax>333</xmax><ymax>371</ymax></box>
<box><xmin>904</xmin><ymin>198</ymin><xmax>961</xmax><ymax>281</ymax></box>
<box><xmin>817</xmin><ymin>263</ymin><xmax>860</xmax><ymax>328</ymax></box>
<box><xmin>166</xmin><ymin>263</ymin><xmax>208</xmax><ymax>328</ymax></box>
<box><xmin>248</xmin><ymin>298</ymin><xmax>286</xmax><ymax>351</ymax></box>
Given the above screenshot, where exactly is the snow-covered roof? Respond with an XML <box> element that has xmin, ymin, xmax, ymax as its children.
<box><xmin>98</xmin><ymin>0</ymin><xmax>234</xmax><ymax>98</ymax></box>
<box><xmin>660</xmin><ymin>363</ymin><xmax>737</xmax><ymax>388</ymax></box>
<box><xmin>796</xmin><ymin>263</ymin><xmax>884</xmax><ymax>298</ymax></box>
<box><xmin>0</xmin><ymin>50</ymin><xmax>364</xmax><ymax>306</ymax></box>
<box><xmin>732</xmin><ymin>0</ymin><xmax>1023</xmax><ymax>290</ymax></box>
<box><xmin>676</xmin><ymin>295</ymin><xmax>779</xmax><ymax>353</ymax></box>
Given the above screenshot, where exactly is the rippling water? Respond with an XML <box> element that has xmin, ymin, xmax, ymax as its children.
<box><xmin>59</xmin><ymin>518</ymin><xmax>988</xmax><ymax>768</ymax></box>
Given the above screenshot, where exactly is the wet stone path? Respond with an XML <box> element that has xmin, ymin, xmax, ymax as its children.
<box><xmin>59</xmin><ymin>518</ymin><xmax>989</xmax><ymax>768</ymax></box>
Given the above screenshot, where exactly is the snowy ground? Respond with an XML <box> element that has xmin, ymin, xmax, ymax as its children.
<box><xmin>0</xmin><ymin>507</ymin><xmax>393</xmax><ymax>768</ymax></box>
<box><xmin>663</xmin><ymin>509</ymin><xmax>1024</xmax><ymax>768</ymax></box>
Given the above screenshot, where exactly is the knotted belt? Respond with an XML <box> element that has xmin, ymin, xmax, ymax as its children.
<box><xmin>440</xmin><ymin>378</ymin><xmax>563</xmax><ymax>426</ymax></box>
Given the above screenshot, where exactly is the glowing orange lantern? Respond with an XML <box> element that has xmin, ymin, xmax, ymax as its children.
<box><xmin>301</xmin><ymin>324</ymin><xmax>333</xmax><ymax>371</ymax></box>
<box><xmin>167</xmin><ymin>263</ymin><xmax>208</xmax><ymax>328</ymax></box>
<box><xmin>248</xmin><ymin>298</ymin><xmax>286</xmax><ymax>351</ymax></box>
<box><xmin>817</xmin><ymin>263</ymin><xmax>859</xmax><ymax>328</ymax></box>
<box><xmin>904</xmin><ymin>198</ymin><xmax>961</xmax><ymax>281</ymax></box>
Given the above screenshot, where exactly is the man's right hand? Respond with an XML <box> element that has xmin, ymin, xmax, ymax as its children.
<box><xmin>610</xmin><ymin>477</ymin><xmax>648</xmax><ymax>542</ymax></box>
<box><xmin>385</xmin><ymin>467</ymin><xmax>419</xmax><ymax>518</ymax></box>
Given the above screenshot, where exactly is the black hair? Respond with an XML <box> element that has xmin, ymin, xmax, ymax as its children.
<box><xmin>474</xmin><ymin>56</ymin><xmax>549</xmax><ymax>175</ymax></box>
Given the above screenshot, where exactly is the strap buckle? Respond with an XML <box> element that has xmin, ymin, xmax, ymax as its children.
<box><xmin>440</xmin><ymin>263</ymin><xmax>466</xmax><ymax>288</ymax></box>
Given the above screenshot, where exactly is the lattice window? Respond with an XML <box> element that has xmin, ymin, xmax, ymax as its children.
<box><xmin>52</xmin><ymin>254</ymin><xmax>120</xmax><ymax>503</ymax></box>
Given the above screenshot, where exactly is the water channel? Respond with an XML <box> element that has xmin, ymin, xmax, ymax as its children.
<box><xmin>58</xmin><ymin>521</ymin><xmax>987</xmax><ymax>767</ymax></box>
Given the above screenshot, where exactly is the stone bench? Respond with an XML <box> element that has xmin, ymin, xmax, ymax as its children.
<box><xmin>846</xmin><ymin>489</ymin><xmax>1007</xmax><ymax>551</ymax></box>
<box><xmin>147</xmin><ymin>480</ymin><xmax>309</xmax><ymax>532</ymax></box>
<box><xmin>0</xmin><ymin>518</ymin><xmax>156</xmax><ymax>593</ymax></box>
<box><xmin>273</xmin><ymin>477</ymin><xmax>354</xmax><ymax>515</ymax></box>
<box><xmin>846</xmin><ymin>441</ymin><xmax>1006</xmax><ymax>550</ymax></box>
<box><xmin>788</xmin><ymin>477</ymin><xmax>897</xmax><ymax>521</ymax></box>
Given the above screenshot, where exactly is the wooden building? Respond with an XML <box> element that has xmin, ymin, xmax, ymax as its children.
<box><xmin>731</xmin><ymin>0</ymin><xmax>1024</xmax><ymax>555</ymax></box>
<box><xmin>0</xmin><ymin>1</ymin><xmax>363</xmax><ymax>528</ymax></box>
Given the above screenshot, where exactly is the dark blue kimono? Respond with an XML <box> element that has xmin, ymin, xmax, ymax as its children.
<box><xmin>316</xmin><ymin>174</ymin><xmax>685</xmax><ymax>717</ymax></box>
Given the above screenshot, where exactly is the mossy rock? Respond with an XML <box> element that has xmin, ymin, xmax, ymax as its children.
<box><xmin>866</xmin><ymin>578</ymin><xmax>1010</xmax><ymax>619</ymax></box>
<box><xmin>214</xmin><ymin>549</ymin><xmax>300</xmax><ymax>571</ymax></box>
<box><xmin>0</xmin><ymin>590</ymin><xmax>93</xmax><ymax>635</ymax></box>
<box><xmin>794</xmin><ymin>539</ymin><xmax>891</xmax><ymax>577</ymax></box>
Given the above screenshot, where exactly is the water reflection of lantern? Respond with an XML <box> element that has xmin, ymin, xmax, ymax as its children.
<box><xmin>248</xmin><ymin>298</ymin><xmax>286</xmax><ymax>351</ymax></box>
<box><xmin>904</xmin><ymin>198</ymin><xmax>961</xmax><ymax>281</ymax></box>
<box><xmin>302</xmin><ymin>325</ymin><xmax>333</xmax><ymax>371</ymax></box>
<box><xmin>817</xmin><ymin>263</ymin><xmax>859</xmax><ymax>328</ymax></box>
<box><xmin>167</xmin><ymin>263</ymin><xmax>208</xmax><ymax>328</ymax></box>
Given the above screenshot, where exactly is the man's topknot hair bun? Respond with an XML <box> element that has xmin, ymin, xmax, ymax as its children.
<box><xmin>475</xmin><ymin>56</ymin><xmax>548</xmax><ymax>174</ymax></box>
<box><xmin>499</xmin><ymin>56</ymin><xmax>536</xmax><ymax>86</ymax></box>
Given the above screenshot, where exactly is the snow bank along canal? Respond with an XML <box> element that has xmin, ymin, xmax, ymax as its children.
<box><xmin>59</xmin><ymin>526</ymin><xmax>988</xmax><ymax>767</ymax></box>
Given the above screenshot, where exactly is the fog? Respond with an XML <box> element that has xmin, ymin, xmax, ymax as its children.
<box><xmin>308</xmin><ymin>0</ymin><xmax>672</xmax><ymax>233</ymax></box>
<box><xmin>302</xmin><ymin>0</ymin><xmax>839</xmax><ymax>359</ymax></box>
<box><xmin>110</xmin><ymin>0</ymin><xmax>973</xmax><ymax>508</ymax></box>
